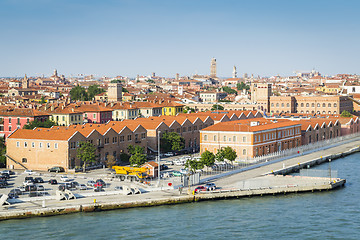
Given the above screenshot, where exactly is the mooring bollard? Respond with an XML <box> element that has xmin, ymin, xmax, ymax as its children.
<box><xmin>42</xmin><ymin>199</ymin><xmax>46</xmax><ymax>208</ymax></box>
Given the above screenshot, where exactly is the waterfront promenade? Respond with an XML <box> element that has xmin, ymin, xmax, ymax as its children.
<box><xmin>1</xmin><ymin>136</ymin><xmax>359</xmax><ymax>220</ymax></box>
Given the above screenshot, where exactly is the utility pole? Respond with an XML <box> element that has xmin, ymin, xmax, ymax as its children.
<box><xmin>329</xmin><ymin>158</ymin><xmax>332</xmax><ymax>184</ymax></box>
<box><xmin>158</xmin><ymin>131</ymin><xmax>161</xmax><ymax>187</ymax></box>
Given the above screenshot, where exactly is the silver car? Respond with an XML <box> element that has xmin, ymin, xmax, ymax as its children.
<box><xmin>87</xmin><ymin>180</ymin><xmax>95</xmax><ymax>187</ymax></box>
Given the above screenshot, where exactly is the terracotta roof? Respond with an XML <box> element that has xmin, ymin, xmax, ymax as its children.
<box><xmin>201</xmin><ymin>119</ymin><xmax>300</xmax><ymax>132</ymax></box>
<box><xmin>0</xmin><ymin>107</ymin><xmax>49</xmax><ymax>117</ymax></box>
<box><xmin>9</xmin><ymin>128</ymin><xmax>79</xmax><ymax>140</ymax></box>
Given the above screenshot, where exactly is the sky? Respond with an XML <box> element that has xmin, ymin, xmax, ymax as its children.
<box><xmin>0</xmin><ymin>0</ymin><xmax>359</xmax><ymax>78</ymax></box>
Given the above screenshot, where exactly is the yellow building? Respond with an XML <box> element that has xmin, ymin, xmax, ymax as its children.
<box><xmin>316</xmin><ymin>84</ymin><xmax>340</xmax><ymax>94</ymax></box>
<box><xmin>39</xmin><ymin>104</ymin><xmax>83</xmax><ymax>126</ymax></box>
<box><xmin>161</xmin><ymin>101</ymin><xmax>184</xmax><ymax>116</ymax></box>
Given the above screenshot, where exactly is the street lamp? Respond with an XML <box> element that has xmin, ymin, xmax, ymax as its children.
<box><xmin>157</xmin><ymin>131</ymin><xmax>161</xmax><ymax>187</ymax></box>
<box><xmin>329</xmin><ymin>158</ymin><xmax>332</xmax><ymax>184</ymax></box>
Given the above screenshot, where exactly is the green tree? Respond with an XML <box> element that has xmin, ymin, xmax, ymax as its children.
<box><xmin>76</xmin><ymin>141</ymin><xmax>97</xmax><ymax>172</ymax></box>
<box><xmin>111</xmin><ymin>79</ymin><xmax>123</xmax><ymax>83</ymax></box>
<box><xmin>119</xmin><ymin>153</ymin><xmax>130</xmax><ymax>163</ymax></box>
<box><xmin>0</xmin><ymin>137</ymin><xmax>6</xmax><ymax>168</ymax></box>
<box><xmin>201</xmin><ymin>150</ymin><xmax>215</xmax><ymax>167</ymax></box>
<box><xmin>127</xmin><ymin>145</ymin><xmax>144</xmax><ymax>155</ymax></box>
<box><xmin>215</xmin><ymin>149</ymin><xmax>225</xmax><ymax>162</ymax></box>
<box><xmin>146</xmin><ymin>79</ymin><xmax>155</xmax><ymax>83</ymax></box>
<box><xmin>183</xmin><ymin>106</ymin><xmax>196</xmax><ymax>113</ymax></box>
<box><xmin>105</xmin><ymin>155</ymin><xmax>117</xmax><ymax>168</ymax></box>
<box><xmin>129</xmin><ymin>153</ymin><xmax>147</xmax><ymax>167</ymax></box>
<box><xmin>70</xmin><ymin>85</ymin><xmax>88</xmax><ymax>101</ymax></box>
<box><xmin>185</xmin><ymin>158</ymin><xmax>204</xmax><ymax>172</ymax></box>
<box><xmin>236</xmin><ymin>82</ymin><xmax>250</xmax><ymax>91</ymax></box>
<box><xmin>122</xmin><ymin>88</ymin><xmax>129</xmax><ymax>93</ymax></box>
<box><xmin>340</xmin><ymin>110</ymin><xmax>352</xmax><ymax>117</ymax></box>
<box><xmin>211</xmin><ymin>104</ymin><xmax>224</xmax><ymax>111</ymax></box>
<box><xmin>87</xmin><ymin>84</ymin><xmax>105</xmax><ymax>100</ymax></box>
<box><xmin>160</xmin><ymin>132</ymin><xmax>185</xmax><ymax>153</ymax></box>
<box><xmin>23</xmin><ymin>119</ymin><xmax>56</xmax><ymax>129</ymax></box>
<box><xmin>222</xmin><ymin>86</ymin><xmax>237</xmax><ymax>95</ymax></box>
<box><xmin>40</xmin><ymin>96</ymin><xmax>46</xmax><ymax>103</ymax></box>
<box><xmin>222</xmin><ymin>146</ymin><xmax>237</xmax><ymax>162</ymax></box>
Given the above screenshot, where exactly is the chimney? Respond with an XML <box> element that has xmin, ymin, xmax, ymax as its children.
<box><xmin>111</xmin><ymin>102</ymin><xmax>114</xmax><ymax>107</ymax></box>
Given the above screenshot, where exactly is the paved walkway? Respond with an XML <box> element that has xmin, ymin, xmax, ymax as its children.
<box><xmin>214</xmin><ymin>138</ymin><xmax>360</xmax><ymax>188</ymax></box>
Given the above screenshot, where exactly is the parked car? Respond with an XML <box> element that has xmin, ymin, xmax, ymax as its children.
<box><xmin>160</xmin><ymin>164</ymin><xmax>169</xmax><ymax>170</ymax></box>
<box><xmin>58</xmin><ymin>184</ymin><xmax>71</xmax><ymax>191</ymax></box>
<box><xmin>60</xmin><ymin>175</ymin><xmax>70</xmax><ymax>182</ymax></box>
<box><xmin>94</xmin><ymin>186</ymin><xmax>104</xmax><ymax>192</ymax></box>
<box><xmin>78</xmin><ymin>184</ymin><xmax>87</xmax><ymax>190</ymax></box>
<box><xmin>25</xmin><ymin>176</ymin><xmax>34</xmax><ymax>182</ymax></box>
<box><xmin>34</xmin><ymin>177</ymin><xmax>44</xmax><ymax>183</ymax></box>
<box><xmin>23</xmin><ymin>169</ymin><xmax>34</xmax><ymax>175</ymax></box>
<box><xmin>195</xmin><ymin>186</ymin><xmax>207</xmax><ymax>193</ymax></box>
<box><xmin>114</xmin><ymin>186</ymin><xmax>123</xmax><ymax>191</ymax></box>
<box><xmin>172</xmin><ymin>171</ymin><xmax>182</xmax><ymax>177</ymax></box>
<box><xmin>180</xmin><ymin>168</ymin><xmax>189</xmax><ymax>175</ymax></box>
<box><xmin>36</xmin><ymin>185</ymin><xmax>45</xmax><ymax>191</ymax></box>
<box><xmin>94</xmin><ymin>179</ymin><xmax>105</xmax><ymax>188</ymax></box>
<box><xmin>48</xmin><ymin>179</ymin><xmax>58</xmax><ymax>185</ymax></box>
<box><xmin>205</xmin><ymin>183</ymin><xmax>216</xmax><ymax>191</ymax></box>
<box><xmin>87</xmin><ymin>180</ymin><xmax>96</xmax><ymax>187</ymax></box>
<box><xmin>164</xmin><ymin>152</ymin><xmax>174</xmax><ymax>157</ymax></box>
<box><xmin>48</xmin><ymin>166</ymin><xmax>65</xmax><ymax>173</ymax></box>
<box><xmin>70</xmin><ymin>181</ymin><xmax>79</xmax><ymax>189</ymax></box>
<box><xmin>23</xmin><ymin>180</ymin><xmax>34</xmax><ymax>186</ymax></box>
<box><xmin>1</xmin><ymin>173</ymin><xmax>10</xmax><ymax>179</ymax></box>
<box><xmin>1</xmin><ymin>170</ymin><xmax>15</xmax><ymax>175</ymax></box>
<box><xmin>25</xmin><ymin>184</ymin><xmax>37</xmax><ymax>192</ymax></box>
<box><xmin>8</xmin><ymin>192</ymin><xmax>19</xmax><ymax>199</ymax></box>
<box><xmin>17</xmin><ymin>186</ymin><xmax>26</xmax><ymax>192</ymax></box>
<box><xmin>164</xmin><ymin>160</ymin><xmax>174</xmax><ymax>165</ymax></box>
<box><xmin>29</xmin><ymin>192</ymin><xmax>43</xmax><ymax>197</ymax></box>
<box><xmin>10</xmin><ymin>188</ymin><xmax>22</xmax><ymax>196</ymax></box>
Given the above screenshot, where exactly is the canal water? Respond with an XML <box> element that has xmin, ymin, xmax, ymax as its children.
<box><xmin>1</xmin><ymin>153</ymin><xmax>360</xmax><ymax>240</ymax></box>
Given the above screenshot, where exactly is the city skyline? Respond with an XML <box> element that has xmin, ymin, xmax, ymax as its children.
<box><xmin>0</xmin><ymin>0</ymin><xmax>359</xmax><ymax>77</ymax></box>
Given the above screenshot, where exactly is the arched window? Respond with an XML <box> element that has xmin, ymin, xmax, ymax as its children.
<box><xmin>214</xmin><ymin>135</ymin><xmax>217</xmax><ymax>141</ymax></box>
<box><xmin>306</xmin><ymin>103</ymin><xmax>309</xmax><ymax>107</ymax></box>
<box><xmin>233</xmin><ymin>136</ymin><xmax>236</xmax><ymax>142</ymax></box>
<box><xmin>301</xmin><ymin>103</ymin><xmax>304</xmax><ymax>107</ymax></box>
<box><xmin>312</xmin><ymin>103</ymin><xmax>315</xmax><ymax>107</ymax></box>
<box><xmin>334</xmin><ymin>103</ymin><xmax>337</xmax><ymax>107</ymax></box>
<box><xmin>323</xmin><ymin>103</ymin><xmax>326</xmax><ymax>107</ymax></box>
<box><xmin>243</xmin><ymin>149</ymin><xmax>246</xmax><ymax>155</ymax></box>
<box><xmin>204</xmin><ymin>135</ymin><xmax>208</xmax><ymax>141</ymax></box>
<box><xmin>281</xmin><ymin>103</ymin><xmax>284</xmax><ymax>107</ymax></box>
<box><xmin>243</xmin><ymin>136</ymin><xmax>246</xmax><ymax>142</ymax></box>
<box><xmin>328</xmin><ymin>103</ymin><xmax>331</xmax><ymax>107</ymax></box>
<box><xmin>287</xmin><ymin>103</ymin><xmax>290</xmax><ymax>107</ymax></box>
<box><xmin>276</xmin><ymin>103</ymin><xmax>279</xmax><ymax>107</ymax></box>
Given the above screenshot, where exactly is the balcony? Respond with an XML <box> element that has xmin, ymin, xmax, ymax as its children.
<box><xmin>97</xmin><ymin>145</ymin><xmax>104</xmax><ymax>149</ymax></box>
<box><xmin>135</xmin><ymin>140</ymin><xmax>141</xmax><ymax>143</ymax></box>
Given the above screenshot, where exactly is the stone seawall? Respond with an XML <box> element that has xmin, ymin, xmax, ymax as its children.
<box><xmin>0</xmin><ymin>178</ymin><xmax>345</xmax><ymax>221</ymax></box>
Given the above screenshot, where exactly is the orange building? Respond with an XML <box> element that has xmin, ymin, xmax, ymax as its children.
<box><xmin>200</xmin><ymin>119</ymin><xmax>301</xmax><ymax>159</ymax></box>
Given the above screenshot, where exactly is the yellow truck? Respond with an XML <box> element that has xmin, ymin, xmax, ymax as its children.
<box><xmin>112</xmin><ymin>166</ymin><xmax>149</xmax><ymax>182</ymax></box>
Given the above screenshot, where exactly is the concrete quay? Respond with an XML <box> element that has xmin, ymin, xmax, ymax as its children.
<box><xmin>1</xmin><ymin>136</ymin><xmax>359</xmax><ymax>221</ymax></box>
<box><xmin>0</xmin><ymin>175</ymin><xmax>345</xmax><ymax>221</ymax></box>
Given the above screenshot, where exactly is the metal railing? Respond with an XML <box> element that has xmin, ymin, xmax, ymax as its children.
<box><xmin>200</xmin><ymin>131</ymin><xmax>360</xmax><ymax>177</ymax></box>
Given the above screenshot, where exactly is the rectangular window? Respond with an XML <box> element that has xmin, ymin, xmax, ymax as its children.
<box><xmin>47</xmin><ymin>143</ymin><xmax>50</xmax><ymax>149</ymax></box>
<box><xmin>39</xmin><ymin>142</ymin><xmax>43</xmax><ymax>148</ymax></box>
<box><xmin>120</xmin><ymin>136</ymin><xmax>124</xmax><ymax>142</ymax></box>
<box><xmin>22</xmin><ymin>158</ymin><xmax>27</xmax><ymax>163</ymax></box>
<box><xmin>24</xmin><ymin>142</ymin><xmax>28</xmax><ymax>148</ymax></box>
<box><xmin>204</xmin><ymin>135</ymin><xmax>208</xmax><ymax>141</ymax></box>
<box><xmin>93</xmin><ymin>114</ymin><xmax>96</xmax><ymax>119</ymax></box>
<box><xmin>127</xmin><ymin>135</ymin><xmax>132</xmax><ymax>141</ymax></box>
<box><xmin>27</xmin><ymin>118</ymin><xmax>30</xmax><ymax>123</ymax></box>
<box><xmin>223</xmin><ymin>136</ymin><xmax>226</xmax><ymax>142</ymax></box>
<box><xmin>55</xmin><ymin>143</ymin><xmax>58</xmax><ymax>149</ymax></box>
<box><xmin>76</xmin><ymin>141</ymin><xmax>79</xmax><ymax>147</ymax></box>
<box><xmin>9</xmin><ymin>126</ymin><xmax>12</xmax><ymax>132</ymax></box>
<box><xmin>9</xmin><ymin>118</ymin><xmax>11</xmax><ymax>123</ymax></box>
<box><xmin>16</xmin><ymin>141</ymin><xmax>20</xmax><ymax>147</ymax></box>
<box><xmin>188</xmin><ymin>127</ymin><xmax>191</xmax><ymax>132</ymax></box>
<box><xmin>141</xmin><ymin>133</ymin><xmax>146</xmax><ymax>139</ymax></box>
<box><xmin>32</xmin><ymin>142</ymin><xmax>35</xmax><ymax>148</ymax></box>
<box><xmin>194</xmin><ymin>126</ymin><xmax>197</xmax><ymax>131</ymax></box>
<box><xmin>17</xmin><ymin>118</ymin><xmax>20</xmax><ymax>125</ymax></box>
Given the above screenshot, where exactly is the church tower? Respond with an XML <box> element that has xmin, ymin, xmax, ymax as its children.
<box><xmin>210</xmin><ymin>58</ymin><xmax>217</xmax><ymax>78</ymax></box>
<box><xmin>232</xmin><ymin>66</ymin><xmax>237</xmax><ymax>78</ymax></box>
<box><xmin>22</xmin><ymin>74</ymin><xmax>29</xmax><ymax>89</ymax></box>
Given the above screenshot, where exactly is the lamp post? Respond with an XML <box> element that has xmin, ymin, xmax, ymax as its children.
<box><xmin>329</xmin><ymin>158</ymin><xmax>332</xmax><ymax>184</ymax></box>
<box><xmin>157</xmin><ymin>131</ymin><xmax>161</xmax><ymax>187</ymax></box>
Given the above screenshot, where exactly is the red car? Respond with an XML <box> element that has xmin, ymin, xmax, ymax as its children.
<box><xmin>195</xmin><ymin>186</ymin><xmax>206</xmax><ymax>193</ymax></box>
<box><xmin>94</xmin><ymin>182</ymin><xmax>103</xmax><ymax>188</ymax></box>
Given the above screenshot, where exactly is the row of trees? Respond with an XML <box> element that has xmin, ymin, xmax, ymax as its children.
<box><xmin>186</xmin><ymin>147</ymin><xmax>237</xmax><ymax>172</ymax></box>
<box><xmin>23</xmin><ymin>119</ymin><xmax>56</xmax><ymax>129</ymax></box>
<box><xmin>69</xmin><ymin>85</ymin><xmax>105</xmax><ymax>101</ymax></box>
<box><xmin>76</xmin><ymin>132</ymin><xmax>187</xmax><ymax>170</ymax></box>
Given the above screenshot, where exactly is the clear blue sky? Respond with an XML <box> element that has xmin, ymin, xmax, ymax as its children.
<box><xmin>0</xmin><ymin>0</ymin><xmax>359</xmax><ymax>78</ymax></box>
